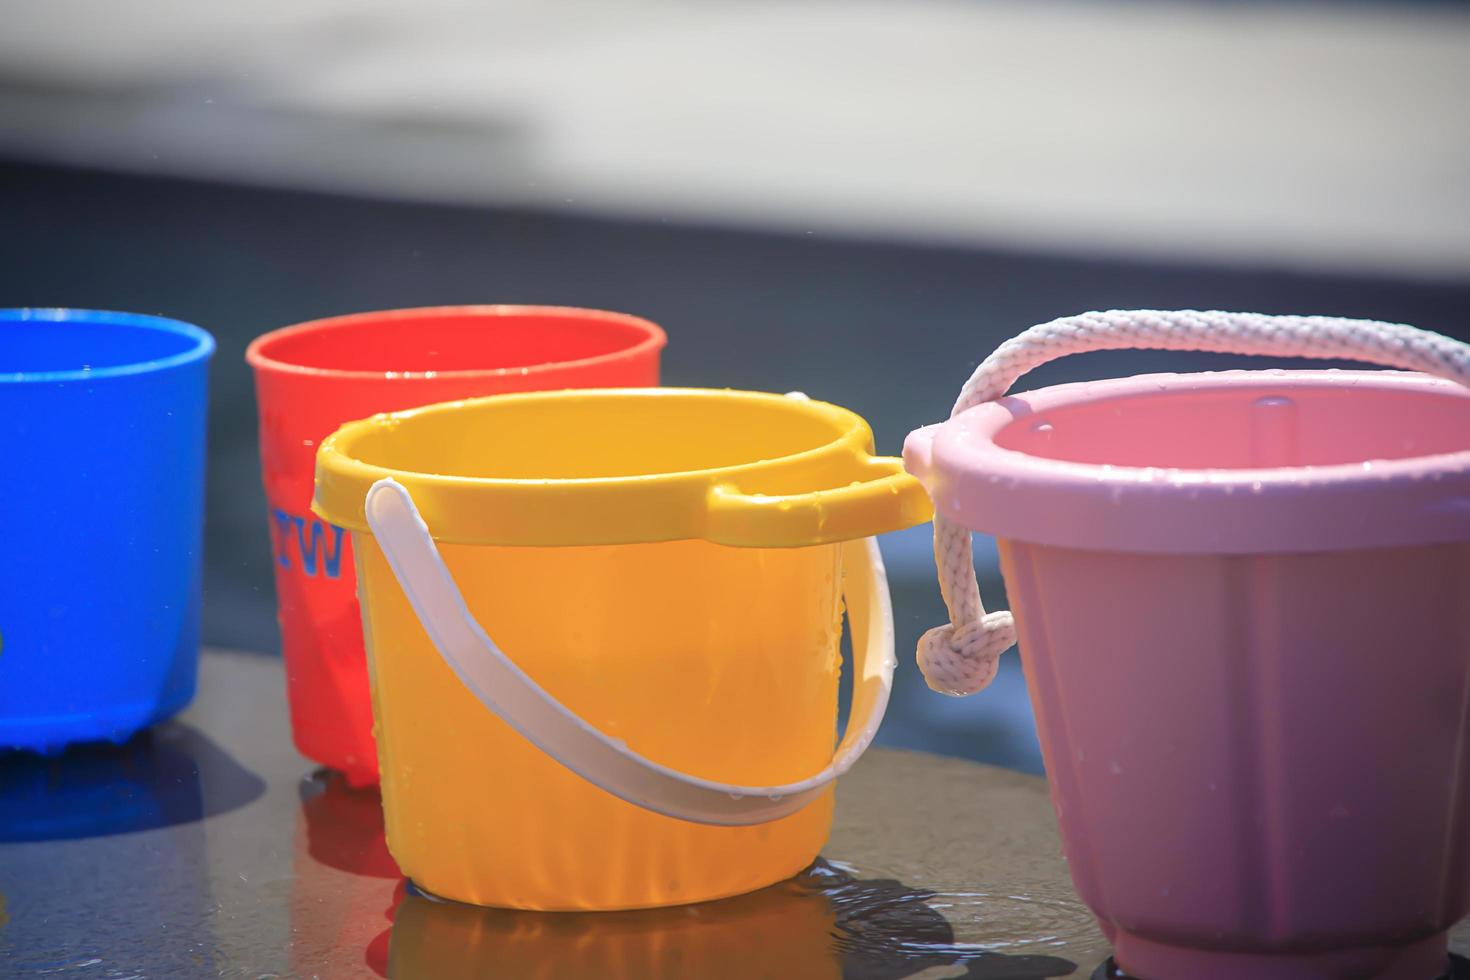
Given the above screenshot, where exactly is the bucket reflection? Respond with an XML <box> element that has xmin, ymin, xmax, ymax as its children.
<box><xmin>291</xmin><ymin>761</ymin><xmax>1078</xmax><ymax>978</ymax></box>
<box><xmin>290</xmin><ymin>770</ymin><xmax>400</xmax><ymax>978</ymax></box>
<box><xmin>387</xmin><ymin>859</ymin><xmax>1077</xmax><ymax>980</ymax></box>
<box><xmin>298</xmin><ymin>768</ymin><xmax>398</xmax><ymax>878</ymax></box>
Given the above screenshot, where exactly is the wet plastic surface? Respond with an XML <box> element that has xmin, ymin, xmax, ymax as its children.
<box><xmin>3</xmin><ymin>651</ymin><xmax>1469</xmax><ymax>978</ymax></box>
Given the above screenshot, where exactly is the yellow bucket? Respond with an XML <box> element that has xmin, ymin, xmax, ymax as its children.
<box><xmin>313</xmin><ymin>388</ymin><xmax>931</xmax><ymax>910</ymax></box>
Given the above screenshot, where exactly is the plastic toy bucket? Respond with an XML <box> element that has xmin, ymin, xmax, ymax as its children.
<box><xmin>313</xmin><ymin>388</ymin><xmax>931</xmax><ymax>910</ymax></box>
<box><xmin>905</xmin><ymin>312</ymin><xmax>1470</xmax><ymax>980</ymax></box>
<box><xmin>0</xmin><ymin>309</ymin><xmax>214</xmax><ymax>751</ymax></box>
<box><xmin>247</xmin><ymin>306</ymin><xmax>665</xmax><ymax>786</ymax></box>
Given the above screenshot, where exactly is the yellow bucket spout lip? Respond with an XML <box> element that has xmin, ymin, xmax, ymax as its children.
<box><xmin>312</xmin><ymin>387</ymin><xmax>932</xmax><ymax>547</ymax></box>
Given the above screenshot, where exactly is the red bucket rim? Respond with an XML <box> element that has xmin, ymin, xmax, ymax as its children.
<box><xmin>245</xmin><ymin>304</ymin><xmax>666</xmax><ymax>382</ymax></box>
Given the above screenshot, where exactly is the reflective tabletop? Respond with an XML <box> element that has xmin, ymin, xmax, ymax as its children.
<box><xmin>3</xmin><ymin>650</ymin><xmax>1466</xmax><ymax>979</ymax></box>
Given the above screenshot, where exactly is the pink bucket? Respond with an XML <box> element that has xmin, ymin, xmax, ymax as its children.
<box><xmin>905</xmin><ymin>312</ymin><xmax>1470</xmax><ymax>980</ymax></box>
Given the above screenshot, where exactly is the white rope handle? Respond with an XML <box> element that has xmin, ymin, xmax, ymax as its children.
<box><xmin>365</xmin><ymin>478</ymin><xmax>896</xmax><ymax>826</ymax></box>
<box><xmin>921</xmin><ymin>309</ymin><xmax>1470</xmax><ymax>697</ymax></box>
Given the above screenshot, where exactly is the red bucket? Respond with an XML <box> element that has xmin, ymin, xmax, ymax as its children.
<box><xmin>246</xmin><ymin>306</ymin><xmax>666</xmax><ymax>785</ymax></box>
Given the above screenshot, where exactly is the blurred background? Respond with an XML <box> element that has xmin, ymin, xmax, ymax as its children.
<box><xmin>2</xmin><ymin>0</ymin><xmax>1467</xmax><ymax>774</ymax></box>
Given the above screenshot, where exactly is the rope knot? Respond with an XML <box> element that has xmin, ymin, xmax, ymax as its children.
<box><xmin>916</xmin><ymin>612</ymin><xmax>1017</xmax><ymax>696</ymax></box>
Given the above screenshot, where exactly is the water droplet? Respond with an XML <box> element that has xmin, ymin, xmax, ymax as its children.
<box><xmin>727</xmin><ymin>792</ymin><xmax>745</xmax><ymax>801</ymax></box>
<box><xmin>1108</xmin><ymin>760</ymin><xmax>1123</xmax><ymax>776</ymax></box>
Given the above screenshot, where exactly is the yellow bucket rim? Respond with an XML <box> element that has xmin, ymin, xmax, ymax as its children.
<box><xmin>312</xmin><ymin>387</ymin><xmax>932</xmax><ymax>547</ymax></box>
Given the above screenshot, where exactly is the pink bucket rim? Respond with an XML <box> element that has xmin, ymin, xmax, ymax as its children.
<box><xmin>904</xmin><ymin>369</ymin><xmax>1470</xmax><ymax>554</ymax></box>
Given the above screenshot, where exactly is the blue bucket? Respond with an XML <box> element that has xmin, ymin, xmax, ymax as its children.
<box><xmin>0</xmin><ymin>309</ymin><xmax>215</xmax><ymax>751</ymax></box>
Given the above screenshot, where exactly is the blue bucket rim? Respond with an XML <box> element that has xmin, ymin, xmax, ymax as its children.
<box><xmin>0</xmin><ymin>308</ymin><xmax>216</xmax><ymax>383</ymax></box>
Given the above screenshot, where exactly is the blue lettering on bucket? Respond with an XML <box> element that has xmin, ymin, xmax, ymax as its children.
<box><xmin>270</xmin><ymin>509</ymin><xmax>346</xmax><ymax>578</ymax></box>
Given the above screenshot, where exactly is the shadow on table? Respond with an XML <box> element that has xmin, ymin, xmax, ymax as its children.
<box><xmin>0</xmin><ymin>721</ymin><xmax>265</xmax><ymax>841</ymax></box>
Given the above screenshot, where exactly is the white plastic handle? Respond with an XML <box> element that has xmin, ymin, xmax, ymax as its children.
<box><xmin>363</xmin><ymin>478</ymin><xmax>895</xmax><ymax>827</ymax></box>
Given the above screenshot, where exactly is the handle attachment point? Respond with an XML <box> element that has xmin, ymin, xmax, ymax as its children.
<box><xmin>705</xmin><ymin>457</ymin><xmax>928</xmax><ymax>547</ymax></box>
